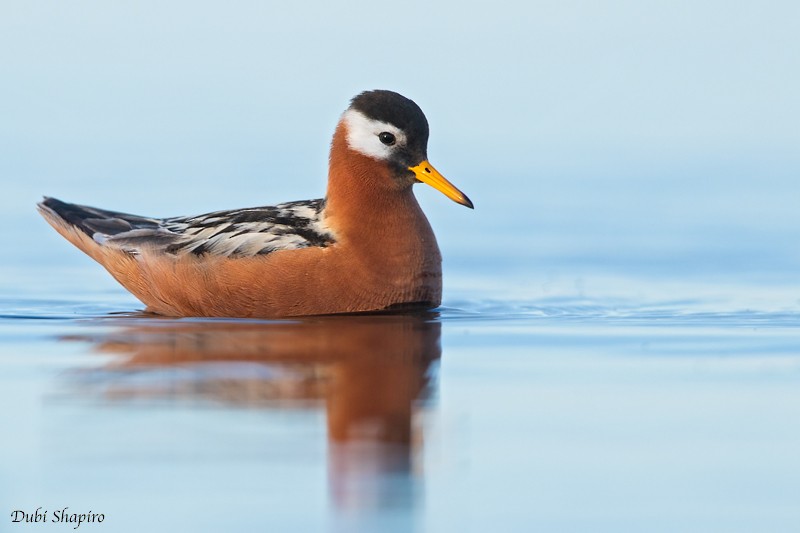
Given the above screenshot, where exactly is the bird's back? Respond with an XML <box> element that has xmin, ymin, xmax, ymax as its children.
<box><xmin>38</xmin><ymin>196</ymin><xmax>336</xmax><ymax>258</ymax></box>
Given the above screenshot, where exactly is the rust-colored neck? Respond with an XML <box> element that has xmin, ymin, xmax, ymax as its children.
<box><xmin>324</xmin><ymin>121</ymin><xmax>428</xmax><ymax>244</ymax></box>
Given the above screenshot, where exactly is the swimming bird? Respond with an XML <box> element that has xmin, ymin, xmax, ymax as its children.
<box><xmin>37</xmin><ymin>90</ymin><xmax>473</xmax><ymax>318</ymax></box>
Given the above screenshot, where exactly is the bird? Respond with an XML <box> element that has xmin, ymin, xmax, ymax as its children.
<box><xmin>37</xmin><ymin>89</ymin><xmax>473</xmax><ymax>318</ymax></box>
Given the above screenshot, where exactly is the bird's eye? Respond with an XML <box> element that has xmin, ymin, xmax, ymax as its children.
<box><xmin>378</xmin><ymin>132</ymin><xmax>396</xmax><ymax>146</ymax></box>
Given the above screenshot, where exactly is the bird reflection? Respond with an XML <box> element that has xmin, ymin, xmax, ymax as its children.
<box><xmin>63</xmin><ymin>312</ymin><xmax>441</xmax><ymax>513</ymax></box>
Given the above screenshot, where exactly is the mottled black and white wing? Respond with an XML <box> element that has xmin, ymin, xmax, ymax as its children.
<box><xmin>39</xmin><ymin>197</ymin><xmax>335</xmax><ymax>257</ymax></box>
<box><xmin>160</xmin><ymin>200</ymin><xmax>335</xmax><ymax>256</ymax></box>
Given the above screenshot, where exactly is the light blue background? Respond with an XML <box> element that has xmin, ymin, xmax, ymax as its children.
<box><xmin>2</xmin><ymin>3</ymin><xmax>800</xmax><ymax>532</ymax></box>
<box><xmin>2</xmin><ymin>0</ymin><xmax>799</xmax><ymax>303</ymax></box>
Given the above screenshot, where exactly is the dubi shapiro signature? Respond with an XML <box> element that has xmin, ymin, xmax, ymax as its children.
<box><xmin>10</xmin><ymin>507</ymin><xmax>104</xmax><ymax>529</ymax></box>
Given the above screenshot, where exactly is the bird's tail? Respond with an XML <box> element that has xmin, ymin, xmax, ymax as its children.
<box><xmin>37</xmin><ymin>197</ymin><xmax>161</xmax><ymax>240</ymax></box>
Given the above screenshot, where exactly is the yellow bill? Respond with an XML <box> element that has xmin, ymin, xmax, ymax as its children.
<box><xmin>408</xmin><ymin>161</ymin><xmax>474</xmax><ymax>209</ymax></box>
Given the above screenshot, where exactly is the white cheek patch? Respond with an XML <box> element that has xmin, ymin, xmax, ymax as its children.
<box><xmin>342</xmin><ymin>109</ymin><xmax>407</xmax><ymax>161</ymax></box>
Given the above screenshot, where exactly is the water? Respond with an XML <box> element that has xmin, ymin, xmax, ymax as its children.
<box><xmin>3</xmin><ymin>1</ymin><xmax>800</xmax><ymax>531</ymax></box>
<box><xmin>2</xmin><ymin>269</ymin><xmax>799</xmax><ymax>532</ymax></box>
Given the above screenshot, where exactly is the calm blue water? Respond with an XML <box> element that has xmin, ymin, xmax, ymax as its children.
<box><xmin>3</xmin><ymin>1</ymin><xmax>800</xmax><ymax>532</ymax></box>
<box><xmin>2</xmin><ymin>264</ymin><xmax>799</xmax><ymax>532</ymax></box>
